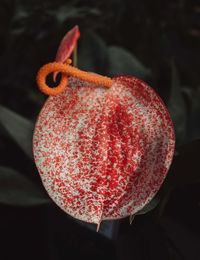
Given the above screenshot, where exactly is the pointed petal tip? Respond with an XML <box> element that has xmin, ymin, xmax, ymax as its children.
<box><xmin>55</xmin><ymin>25</ymin><xmax>81</xmax><ymax>64</ymax></box>
<box><xmin>53</xmin><ymin>25</ymin><xmax>80</xmax><ymax>81</ymax></box>
<box><xmin>96</xmin><ymin>222</ymin><xmax>101</xmax><ymax>232</ymax></box>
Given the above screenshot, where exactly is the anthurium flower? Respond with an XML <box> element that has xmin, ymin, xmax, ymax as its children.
<box><xmin>33</xmin><ymin>26</ymin><xmax>175</xmax><ymax>229</ymax></box>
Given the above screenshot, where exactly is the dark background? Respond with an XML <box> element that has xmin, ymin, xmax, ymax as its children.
<box><xmin>0</xmin><ymin>0</ymin><xmax>200</xmax><ymax>259</ymax></box>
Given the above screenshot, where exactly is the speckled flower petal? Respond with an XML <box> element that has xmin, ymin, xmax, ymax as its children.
<box><xmin>33</xmin><ymin>76</ymin><xmax>175</xmax><ymax>224</ymax></box>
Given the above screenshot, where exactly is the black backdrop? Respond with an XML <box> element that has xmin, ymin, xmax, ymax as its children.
<box><xmin>0</xmin><ymin>0</ymin><xmax>200</xmax><ymax>259</ymax></box>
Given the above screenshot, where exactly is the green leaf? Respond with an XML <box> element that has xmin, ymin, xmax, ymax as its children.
<box><xmin>187</xmin><ymin>86</ymin><xmax>200</xmax><ymax>141</ymax></box>
<box><xmin>47</xmin><ymin>5</ymin><xmax>100</xmax><ymax>25</ymax></box>
<box><xmin>107</xmin><ymin>46</ymin><xmax>150</xmax><ymax>79</ymax></box>
<box><xmin>0</xmin><ymin>166</ymin><xmax>50</xmax><ymax>206</ymax></box>
<box><xmin>168</xmin><ymin>140</ymin><xmax>200</xmax><ymax>186</ymax></box>
<box><xmin>167</xmin><ymin>61</ymin><xmax>187</xmax><ymax>146</ymax></box>
<box><xmin>129</xmin><ymin>196</ymin><xmax>160</xmax><ymax>224</ymax></box>
<box><xmin>78</xmin><ymin>31</ymin><xmax>108</xmax><ymax>74</ymax></box>
<box><xmin>68</xmin><ymin>217</ymin><xmax>119</xmax><ymax>240</ymax></box>
<box><xmin>0</xmin><ymin>105</ymin><xmax>33</xmax><ymax>159</ymax></box>
<box><xmin>137</xmin><ymin>196</ymin><xmax>160</xmax><ymax>215</ymax></box>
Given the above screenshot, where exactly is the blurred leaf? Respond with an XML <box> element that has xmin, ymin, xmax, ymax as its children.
<box><xmin>129</xmin><ymin>196</ymin><xmax>160</xmax><ymax>223</ymax></box>
<box><xmin>71</xmin><ymin>218</ymin><xmax>119</xmax><ymax>240</ymax></box>
<box><xmin>0</xmin><ymin>105</ymin><xmax>33</xmax><ymax>159</ymax></box>
<box><xmin>137</xmin><ymin>196</ymin><xmax>160</xmax><ymax>215</ymax></box>
<box><xmin>187</xmin><ymin>86</ymin><xmax>200</xmax><ymax>141</ymax></box>
<box><xmin>78</xmin><ymin>31</ymin><xmax>108</xmax><ymax>74</ymax></box>
<box><xmin>98</xmin><ymin>220</ymin><xmax>119</xmax><ymax>240</ymax></box>
<box><xmin>47</xmin><ymin>5</ymin><xmax>100</xmax><ymax>25</ymax></box>
<box><xmin>47</xmin><ymin>5</ymin><xmax>82</xmax><ymax>24</ymax></box>
<box><xmin>79</xmin><ymin>35</ymin><xmax>150</xmax><ymax>80</ymax></box>
<box><xmin>12</xmin><ymin>5</ymin><xmax>29</xmax><ymax>21</ymax></box>
<box><xmin>65</xmin><ymin>209</ymin><xmax>119</xmax><ymax>240</ymax></box>
<box><xmin>107</xmin><ymin>46</ymin><xmax>150</xmax><ymax>79</ymax></box>
<box><xmin>0</xmin><ymin>166</ymin><xmax>50</xmax><ymax>206</ymax></box>
<box><xmin>168</xmin><ymin>140</ymin><xmax>200</xmax><ymax>186</ymax></box>
<box><xmin>167</xmin><ymin>61</ymin><xmax>187</xmax><ymax>146</ymax></box>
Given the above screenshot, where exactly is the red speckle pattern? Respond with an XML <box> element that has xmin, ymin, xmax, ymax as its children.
<box><xmin>33</xmin><ymin>76</ymin><xmax>175</xmax><ymax>224</ymax></box>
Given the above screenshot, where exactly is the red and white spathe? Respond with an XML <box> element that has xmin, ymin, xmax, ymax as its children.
<box><xmin>33</xmin><ymin>76</ymin><xmax>175</xmax><ymax>224</ymax></box>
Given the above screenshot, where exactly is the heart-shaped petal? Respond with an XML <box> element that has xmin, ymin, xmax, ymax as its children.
<box><xmin>33</xmin><ymin>76</ymin><xmax>175</xmax><ymax>225</ymax></box>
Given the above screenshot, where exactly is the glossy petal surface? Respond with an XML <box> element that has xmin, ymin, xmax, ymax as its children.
<box><xmin>55</xmin><ymin>25</ymin><xmax>80</xmax><ymax>63</ymax></box>
<box><xmin>53</xmin><ymin>25</ymin><xmax>80</xmax><ymax>81</ymax></box>
<box><xmin>33</xmin><ymin>76</ymin><xmax>175</xmax><ymax>224</ymax></box>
